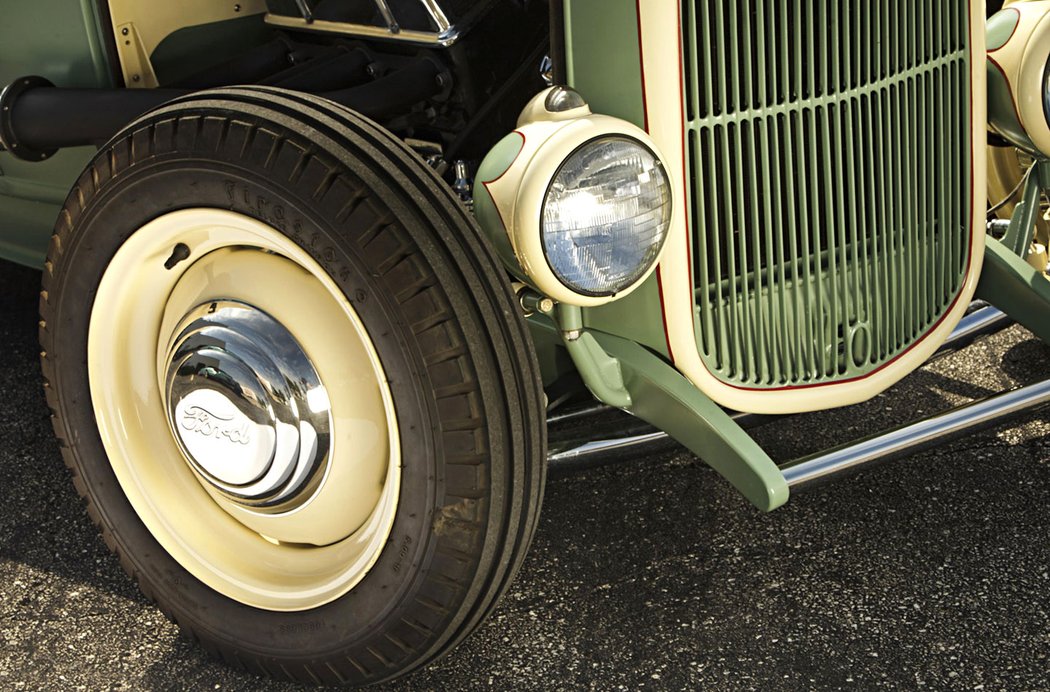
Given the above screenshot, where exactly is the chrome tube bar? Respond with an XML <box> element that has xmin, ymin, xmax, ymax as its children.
<box><xmin>781</xmin><ymin>378</ymin><xmax>1050</xmax><ymax>488</ymax></box>
<box><xmin>419</xmin><ymin>0</ymin><xmax>453</xmax><ymax>32</ymax></box>
<box><xmin>548</xmin><ymin>431</ymin><xmax>669</xmax><ymax>467</ymax></box>
<box><xmin>547</xmin><ymin>410</ymin><xmax>769</xmax><ymax>470</ymax></box>
<box><xmin>932</xmin><ymin>305</ymin><xmax>1012</xmax><ymax>360</ymax></box>
<box><xmin>293</xmin><ymin>0</ymin><xmax>314</xmax><ymax>22</ymax></box>
<box><xmin>373</xmin><ymin>0</ymin><xmax>400</xmax><ymax>33</ymax></box>
<box><xmin>546</xmin><ymin>402</ymin><xmax>608</xmax><ymax>425</ymax></box>
<box><xmin>266</xmin><ymin>0</ymin><xmax>466</xmax><ymax>46</ymax></box>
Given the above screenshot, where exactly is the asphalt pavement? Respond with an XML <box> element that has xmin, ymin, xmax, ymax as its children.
<box><xmin>1</xmin><ymin>257</ymin><xmax>1049</xmax><ymax>691</ymax></box>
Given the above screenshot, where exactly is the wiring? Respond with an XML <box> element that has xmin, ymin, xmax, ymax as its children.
<box><xmin>988</xmin><ymin>163</ymin><xmax>1035</xmax><ymax>216</ymax></box>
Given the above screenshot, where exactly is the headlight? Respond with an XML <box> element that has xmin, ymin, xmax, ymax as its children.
<box><xmin>473</xmin><ymin>88</ymin><xmax>677</xmax><ymax>307</ymax></box>
<box><xmin>987</xmin><ymin>3</ymin><xmax>1050</xmax><ymax>156</ymax></box>
<box><xmin>542</xmin><ymin>137</ymin><xmax>672</xmax><ymax>296</ymax></box>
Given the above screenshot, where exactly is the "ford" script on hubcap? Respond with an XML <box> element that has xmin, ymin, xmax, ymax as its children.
<box><xmin>180</xmin><ymin>406</ymin><xmax>251</xmax><ymax>446</ymax></box>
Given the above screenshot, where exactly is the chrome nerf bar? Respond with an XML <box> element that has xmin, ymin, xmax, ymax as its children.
<box><xmin>781</xmin><ymin>377</ymin><xmax>1050</xmax><ymax>488</ymax></box>
<box><xmin>929</xmin><ymin>303</ymin><xmax>1015</xmax><ymax>361</ymax></box>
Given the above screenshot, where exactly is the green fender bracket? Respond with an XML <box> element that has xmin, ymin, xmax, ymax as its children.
<box><xmin>594</xmin><ymin>332</ymin><xmax>789</xmax><ymax>512</ymax></box>
<box><xmin>977</xmin><ymin>237</ymin><xmax>1050</xmax><ymax>345</ymax></box>
<box><xmin>555</xmin><ymin>302</ymin><xmax>789</xmax><ymax>512</ymax></box>
<box><xmin>1000</xmin><ymin>164</ymin><xmax>1044</xmax><ymax>257</ymax></box>
<box><xmin>562</xmin><ymin>332</ymin><xmax>633</xmax><ymax>409</ymax></box>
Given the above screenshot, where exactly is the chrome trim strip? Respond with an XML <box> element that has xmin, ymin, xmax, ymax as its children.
<box><xmin>782</xmin><ymin>378</ymin><xmax>1050</xmax><ymax>488</ymax></box>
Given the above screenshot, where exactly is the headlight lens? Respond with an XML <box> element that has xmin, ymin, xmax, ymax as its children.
<box><xmin>541</xmin><ymin>137</ymin><xmax>672</xmax><ymax>296</ymax></box>
<box><xmin>1044</xmin><ymin>55</ymin><xmax>1050</xmax><ymax>130</ymax></box>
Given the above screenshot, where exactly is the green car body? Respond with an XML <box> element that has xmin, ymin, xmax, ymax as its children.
<box><xmin>0</xmin><ymin>1</ymin><xmax>111</xmax><ymax>266</ymax></box>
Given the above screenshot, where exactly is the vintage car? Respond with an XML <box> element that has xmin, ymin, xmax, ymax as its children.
<box><xmin>1</xmin><ymin>0</ymin><xmax>1049</xmax><ymax>685</ymax></box>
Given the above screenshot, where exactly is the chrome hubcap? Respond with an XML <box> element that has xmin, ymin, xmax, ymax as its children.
<box><xmin>165</xmin><ymin>301</ymin><xmax>332</xmax><ymax>512</ymax></box>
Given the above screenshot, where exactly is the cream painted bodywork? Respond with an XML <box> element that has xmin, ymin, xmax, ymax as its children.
<box><xmin>482</xmin><ymin>88</ymin><xmax>676</xmax><ymax>306</ymax></box>
<box><xmin>108</xmin><ymin>0</ymin><xmax>267</xmax><ymax>88</ymax></box>
<box><xmin>988</xmin><ymin>2</ymin><xmax>1049</xmax><ymax>275</ymax></box>
<box><xmin>987</xmin><ymin>146</ymin><xmax>1049</xmax><ymax>273</ymax></box>
<box><xmin>637</xmin><ymin>2</ymin><xmax>988</xmax><ymax>415</ymax></box>
<box><xmin>89</xmin><ymin>209</ymin><xmax>401</xmax><ymax>611</ymax></box>
<box><xmin>988</xmin><ymin>1</ymin><xmax>1050</xmax><ymax>155</ymax></box>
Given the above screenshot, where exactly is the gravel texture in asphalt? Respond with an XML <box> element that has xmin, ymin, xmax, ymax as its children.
<box><xmin>1</xmin><ymin>258</ymin><xmax>1049</xmax><ymax>690</ymax></box>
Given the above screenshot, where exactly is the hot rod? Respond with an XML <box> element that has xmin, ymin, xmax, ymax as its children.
<box><xmin>1</xmin><ymin>0</ymin><xmax>1048</xmax><ymax>685</ymax></box>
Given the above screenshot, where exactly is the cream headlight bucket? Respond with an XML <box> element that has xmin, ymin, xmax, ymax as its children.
<box><xmin>475</xmin><ymin>87</ymin><xmax>676</xmax><ymax>307</ymax></box>
<box><xmin>987</xmin><ymin>2</ymin><xmax>1050</xmax><ymax>156</ymax></box>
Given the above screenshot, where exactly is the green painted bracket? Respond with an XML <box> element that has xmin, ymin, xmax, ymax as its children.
<box><xmin>552</xmin><ymin>303</ymin><xmax>788</xmax><ymax>511</ymax></box>
<box><xmin>563</xmin><ymin>332</ymin><xmax>633</xmax><ymax>409</ymax></box>
<box><xmin>592</xmin><ymin>331</ymin><xmax>790</xmax><ymax>513</ymax></box>
<box><xmin>555</xmin><ymin>304</ymin><xmax>632</xmax><ymax>409</ymax></box>
<box><xmin>977</xmin><ymin>237</ymin><xmax>1050</xmax><ymax>345</ymax></box>
<box><xmin>1001</xmin><ymin>164</ymin><xmax>1046</xmax><ymax>257</ymax></box>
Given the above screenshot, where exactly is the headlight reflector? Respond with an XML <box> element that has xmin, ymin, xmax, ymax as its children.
<box><xmin>541</xmin><ymin>137</ymin><xmax>672</xmax><ymax>296</ymax></box>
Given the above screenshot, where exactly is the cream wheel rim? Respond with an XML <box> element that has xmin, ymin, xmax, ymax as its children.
<box><xmin>88</xmin><ymin>209</ymin><xmax>401</xmax><ymax>611</ymax></box>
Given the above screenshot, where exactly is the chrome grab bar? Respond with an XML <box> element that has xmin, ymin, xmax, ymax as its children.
<box><xmin>268</xmin><ymin>0</ymin><xmax>466</xmax><ymax>45</ymax></box>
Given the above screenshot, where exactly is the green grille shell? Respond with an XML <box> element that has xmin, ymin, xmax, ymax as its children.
<box><xmin>683</xmin><ymin>0</ymin><xmax>973</xmax><ymax>388</ymax></box>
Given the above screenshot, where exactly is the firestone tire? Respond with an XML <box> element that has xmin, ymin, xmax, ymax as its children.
<box><xmin>38</xmin><ymin>88</ymin><xmax>546</xmax><ymax>686</ymax></box>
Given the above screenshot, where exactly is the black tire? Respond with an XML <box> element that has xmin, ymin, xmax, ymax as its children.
<box><xmin>38</xmin><ymin>87</ymin><xmax>546</xmax><ymax>685</ymax></box>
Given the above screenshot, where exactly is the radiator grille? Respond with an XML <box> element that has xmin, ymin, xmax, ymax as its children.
<box><xmin>683</xmin><ymin>0</ymin><xmax>973</xmax><ymax>388</ymax></box>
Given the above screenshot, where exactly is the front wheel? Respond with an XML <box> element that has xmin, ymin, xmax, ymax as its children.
<box><xmin>40</xmin><ymin>88</ymin><xmax>546</xmax><ymax>685</ymax></box>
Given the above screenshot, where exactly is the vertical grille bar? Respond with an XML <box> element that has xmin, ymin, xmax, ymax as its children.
<box><xmin>684</xmin><ymin>0</ymin><xmax>973</xmax><ymax>389</ymax></box>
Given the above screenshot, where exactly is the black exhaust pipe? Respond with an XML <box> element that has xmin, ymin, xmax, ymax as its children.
<box><xmin>0</xmin><ymin>60</ymin><xmax>443</xmax><ymax>162</ymax></box>
<box><xmin>0</xmin><ymin>76</ymin><xmax>187</xmax><ymax>160</ymax></box>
